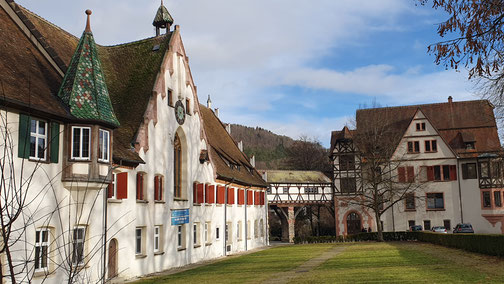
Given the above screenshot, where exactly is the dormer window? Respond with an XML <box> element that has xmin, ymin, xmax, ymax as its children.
<box><xmin>465</xmin><ymin>142</ymin><xmax>475</xmax><ymax>150</ymax></box>
<box><xmin>98</xmin><ymin>129</ymin><xmax>110</xmax><ymax>162</ymax></box>
<box><xmin>416</xmin><ymin>123</ymin><xmax>426</xmax><ymax>131</ymax></box>
<box><xmin>71</xmin><ymin>126</ymin><xmax>91</xmax><ymax>160</ymax></box>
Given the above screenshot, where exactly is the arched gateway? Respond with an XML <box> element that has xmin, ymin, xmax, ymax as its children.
<box><xmin>346</xmin><ymin>212</ymin><xmax>361</xmax><ymax>235</ymax></box>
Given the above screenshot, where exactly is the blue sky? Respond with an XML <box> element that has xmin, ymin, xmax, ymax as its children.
<box><xmin>16</xmin><ymin>0</ymin><xmax>477</xmax><ymax>147</ymax></box>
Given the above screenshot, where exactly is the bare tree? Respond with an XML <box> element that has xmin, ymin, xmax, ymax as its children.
<box><xmin>284</xmin><ymin>136</ymin><xmax>331</xmax><ymax>175</ymax></box>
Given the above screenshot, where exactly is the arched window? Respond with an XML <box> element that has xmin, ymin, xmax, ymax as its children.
<box><xmin>174</xmin><ymin>133</ymin><xmax>182</xmax><ymax>198</ymax></box>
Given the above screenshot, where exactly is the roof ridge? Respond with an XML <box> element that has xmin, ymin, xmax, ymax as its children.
<box><xmin>100</xmin><ymin>34</ymin><xmax>170</xmax><ymax>48</ymax></box>
<box><xmin>17</xmin><ymin>3</ymin><xmax>79</xmax><ymax>41</ymax></box>
<box><xmin>356</xmin><ymin>99</ymin><xmax>490</xmax><ymax>112</ymax></box>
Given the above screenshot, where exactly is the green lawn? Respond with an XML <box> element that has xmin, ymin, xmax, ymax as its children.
<box><xmin>134</xmin><ymin>242</ymin><xmax>504</xmax><ymax>284</ymax></box>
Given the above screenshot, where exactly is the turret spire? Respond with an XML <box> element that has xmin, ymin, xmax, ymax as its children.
<box><xmin>85</xmin><ymin>9</ymin><xmax>92</xmax><ymax>33</ymax></box>
<box><xmin>153</xmin><ymin>0</ymin><xmax>174</xmax><ymax>36</ymax></box>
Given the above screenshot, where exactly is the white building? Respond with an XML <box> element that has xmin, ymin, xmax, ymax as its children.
<box><xmin>0</xmin><ymin>1</ymin><xmax>268</xmax><ymax>283</ymax></box>
<box><xmin>330</xmin><ymin>97</ymin><xmax>504</xmax><ymax>235</ymax></box>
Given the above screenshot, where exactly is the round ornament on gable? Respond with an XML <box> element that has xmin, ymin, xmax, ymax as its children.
<box><xmin>175</xmin><ymin>100</ymin><xmax>185</xmax><ymax>125</ymax></box>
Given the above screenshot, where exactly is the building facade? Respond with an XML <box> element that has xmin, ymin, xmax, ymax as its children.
<box><xmin>330</xmin><ymin>97</ymin><xmax>504</xmax><ymax>235</ymax></box>
<box><xmin>0</xmin><ymin>1</ymin><xmax>267</xmax><ymax>283</ymax></box>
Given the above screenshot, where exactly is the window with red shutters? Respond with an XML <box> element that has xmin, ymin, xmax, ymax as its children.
<box><xmin>227</xmin><ymin>187</ymin><xmax>234</xmax><ymax>204</ymax></box>
<box><xmin>427</xmin><ymin>166</ymin><xmax>434</xmax><ymax>181</ymax></box>
<box><xmin>238</xmin><ymin>189</ymin><xmax>245</xmax><ymax>205</ymax></box>
<box><xmin>107</xmin><ymin>174</ymin><xmax>114</xmax><ymax>198</ymax></box>
<box><xmin>426</xmin><ymin>165</ymin><xmax>457</xmax><ymax>181</ymax></box>
<box><xmin>154</xmin><ymin>175</ymin><xmax>163</xmax><ymax>201</ymax></box>
<box><xmin>136</xmin><ymin>173</ymin><xmax>145</xmax><ymax>200</ymax></box>
<box><xmin>116</xmin><ymin>172</ymin><xmax>128</xmax><ymax>199</ymax></box>
<box><xmin>217</xmin><ymin>186</ymin><xmax>225</xmax><ymax>204</ymax></box>
<box><xmin>398</xmin><ymin>167</ymin><xmax>406</xmax><ymax>183</ymax></box>
<box><xmin>254</xmin><ymin>192</ymin><xmax>260</xmax><ymax>205</ymax></box>
<box><xmin>193</xmin><ymin>182</ymin><xmax>197</xmax><ymax>204</ymax></box>
<box><xmin>449</xmin><ymin>165</ymin><xmax>457</xmax><ymax>180</ymax></box>
<box><xmin>406</xmin><ymin>166</ymin><xmax>414</xmax><ymax>182</ymax></box>
<box><xmin>197</xmin><ymin>183</ymin><xmax>204</xmax><ymax>204</ymax></box>
<box><xmin>260</xmin><ymin>191</ymin><xmax>265</xmax><ymax>205</ymax></box>
<box><xmin>247</xmin><ymin>190</ymin><xmax>253</xmax><ymax>205</ymax></box>
<box><xmin>205</xmin><ymin>185</ymin><xmax>215</xmax><ymax>203</ymax></box>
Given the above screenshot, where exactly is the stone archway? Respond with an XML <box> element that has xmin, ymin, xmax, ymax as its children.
<box><xmin>346</xmin><ymin>212</ymin><xmax>362</xmax><ymax>235</ymax></box>
<box><xmin>107</xmin><ymin>238</ymin><xmax>118</xmax><ymax>279</ymax></box>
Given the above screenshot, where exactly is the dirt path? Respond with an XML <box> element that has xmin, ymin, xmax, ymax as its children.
<box><xmin>261</xmin><ymin>245</ymin><xmax>346</xmax><ymax>284</ymax></box>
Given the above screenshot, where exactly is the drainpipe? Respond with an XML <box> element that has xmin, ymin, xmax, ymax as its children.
<box><xmin>457</xmin><ymin>158</ymin><xmax>464</xmax><ymax>223</ymax></box>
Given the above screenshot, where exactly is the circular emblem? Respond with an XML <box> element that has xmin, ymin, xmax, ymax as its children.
<box><xmin>174</xmin><ymin>100</ymin><xmax>186</xmax><ymax>125</ymax></box>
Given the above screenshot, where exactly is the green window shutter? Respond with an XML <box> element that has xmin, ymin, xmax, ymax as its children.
<box><xmin>50</xmin><ymin>122</ymin><xmax>60</xmax><ymax>163</ymax></box>
<box><xmin>18</xmin><ymin>114</ymin><xmax>30</xmax><ymax>159</ymax></box>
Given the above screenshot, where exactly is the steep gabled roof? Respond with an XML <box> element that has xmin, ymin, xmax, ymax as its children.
<box><xmin>330</xmin><ymin>126</ymin><xmax>355</xmax><ymax>153</ymax></box>
<box><xmin>199</xmin><ymin>105</ymin><xmax>267</xmax><ymax>188</ymax></box>
<box><xmin>0</xmin><ymin>2</ymin><xmax>70</xmax><ymax>119</ymax></box>
<box><xmin>355</xmin><ymin>99</ymin><xmax>500</xmax><ymax>158</ymax></box>
<box><xmin>263</xmin><ymin>170</ymin><xmax>330</xmax><ymax>184</ymax></box>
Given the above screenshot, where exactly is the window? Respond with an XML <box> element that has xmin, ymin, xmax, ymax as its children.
<box><xmin>483</xmin><ymin>191</ymin><xmax>491</xmax><ymax>208</ymax></box>
<box><xmin>398</xmin><ymin>166</ymin><xmax>414</xmax><ymax>183</ymax></box>
<box><xmin>427</xmin><ymin>193</ymin><xmax>444</xmax><ymax>210</ymax></box>
<box><xmin>72</xmin><ymin>227</ymin><xmax>85</xmax><ymax>265</ymax></box>
<box><xmin>340</xmin><ymin>178</ymin><xmax>356</xmax><ymax>193</ymax></box>
<box><xmin>177</xmin><ymin>225</ymin><xmax>186</xmax><ymax>249</ymax></box>
<box><xmin>480</xmin><ymin>162</ymin><xmax>489</xmax><ymax>178</ymax></box>
<box><xmin>282</xmin><ymin>187</ymin><xmax>289</xmax><ymax>194</ymax></box>
<box><xmin>35</xmin><ymin>229</ymin><xmax>49</xmax><ymax>271</ymax></box>
<box><xmin>215</xmin><ymin>227</ymin><xmax>220</xmax><ymax>241</ymax></box>
<box><xmin>108</xmin><ymin>172</ymin><xmax>128</xmax><ymax>199</ymax></box>
<box><xmin>205</xmin><ymin>222</ymin><xmax>211</xmax><ymax>244</ymax></box>
<box><xmin>108</xmin><ymin>173</ymin><xmax>117</xmax><ymax>199</ymax></box>
<box><xmin>135</xmin><ymin>227</ymin><xmax>143</xmax><ymax>255</ymax></box>
<box><xmin>424</xmin><ymin>140</ymin><xmax>437</xmax><ymax>152</ymax></box>
<box><xmin>136</xmin><ymin>173</ymin><xmax>146</xmax><ymax>201</ymax></box>
<box><xmin>194</xmin><ymin>223</ymin><xmax>200</xmax><ymax>246</ymax></box>
<box><xmin>495</xmin><ymin>191</ymin><xmax>502</xmax><ymax>207</ymax></box>
<box><xmin>444</xmin><ymin>220</ymin><xmax>451</xmax><ymax>231</ymax></box>
<box><xmin>167</xmin><ymin>89</ymin><xmax>173</xmax><ymax>107</ymax></box>
<box><xmin>71</xmin><ymin>126</ymin><xmax>91</xmax><ymax>160</ymax></box>
<box><xmin>427</xmin><ymin>165</ymin><xmax>457</xmax><ymax>181</ymax></box>
<box><xmin>247</xmin><ymin>221</ymin><xmax>251</xmax><ymax>239</ymax></box>
<box><xmin>186</xmin><ymin>98</ymin><xmax>191</xmax><ymax>114</ymax></box>
<box><xmin>237</xmin><ymin>221</ymin><xmax>242</xmax><ymax>241</ymax></box>
<box><xmin>98</xmin><ymin>129</ymin><xmax>110</xmax><ymax>162</ymax></box>
<box><xmin>407</xmin><ymin>141</ymin><xmax>420</xmax><ymax>153</ymax></box>
<box><xmin>424</xmin><ymin>220</ymin><xmax>431</xmax><ymax>231</ymax></box>
<box><xmin>416</xmin><ymin>122</ymin><xmax>426</xmax><ymax>131</ymax></box>
<box><xmin>339</xmin><ymin>154</ymin><xmax>355</xmax><ymax>170</ymax></box>
<box><xmin>260</xmin><ymin>219</ymin><xmax>264</xmax><ymax>237</ymax></box>
<box><xmin>465</xmin><ymin>142</ymin><xmax>475</xmax><ymax>150</ymax></box>
<box><xmin>254</xmin><ymin>220</ymin><xmax>258</xmax><ymax>238</ymax></box>
<box><xmin>225</xmin><ymin>222</ymin><xmax>232</xmax><ymax>243</ymax></box>
<box><xmin>154</xmin><ymin>225</ymin><xmax>162</xmax><ymax>253</ymax></box>
<box><xmin>405</xmin><ymin>193</ymin><xmax>415</xmax><ymax>210</ymax></box>
<box><xmin>174</xmin><ymin>134</ymin><xmax>182</xmax><ymax>198</ymax></box>
<box><xmin>305</xmin><ymin>187</ymin><xmax>318</xmax><ymax>194</ymax></box>
<box><xmin>462</xmin><ymin>163</ymin><xmax>477</xmax><ymax>179</ymax></box>
<box><xmin>408</xmin><ymin>220</ymin><xmax>415</xmax><ymax>228</ymax></box>
<box><xmin>154</xmin><ymin>175</ymin><xmax>164</xmax><ymax>201</ymax></box>
<box><xmin>30</xmin><ymin>119</ymin><xmax>47</xmax><ymax>160</ymax></box>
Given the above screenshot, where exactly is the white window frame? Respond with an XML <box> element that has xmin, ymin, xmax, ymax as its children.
<box><xmin>35</xmin><ymin>228</ymin><xmax>50</xmax><ymax>272</ymax></box>
<box><xmin>98</xmin><ymin>129</ymin><xmax>110</xmax><ymax>162</ymax></box>
<box><xmin>216</xmin><ymin>227</ymin><xmax>220</xmax><ymax>241</ymax></box>
<box><xmin>204</xmin><ymin>222</ymin><xmax>210</xmax><ymax>244</ymax></box>
<box><xmin>109</xmin><ymin>172</ymin><xmax>117</xmax><ymax>199</ymax></box>
<box><xmin>237</xmin><ymin>221</ymin><xmax>242</xmax><ymax>241</ymax></box>
<box><xmin>29</xmin><ymin>119</ymin><xmax>47</xmax><ymax>160</ymax></box>
<box><xmin>71</xmin><ymin>126</ymin><xmax>91</xmax><ymax>160</ymax></box>
<box><xmin>193</xmin><ymin>222</ymin><xmax>201</xmax><ymax>246</ymax></box>
<box><xmin>154</xmin><ymin>225</ymin><xmax>161</xmax><ymax>253</ymax></box>
<box><xmin>254</xmin><ymin>220</ymin><xmax>258</xmax><ymax>238</ymax></box>
<box><xmin>135</xmin><ymin>227</ymin><xmax>143</xmax><ymax>255</ymax></box>
<box><xmin>247</xmin><ymin>221</ymin><xmax>251</xmax><ymax>239</ymax></box>
<box><xmin>72</xmin><ymin>226</ymin><xmax>86</xmax><ymax>265</ymax></box>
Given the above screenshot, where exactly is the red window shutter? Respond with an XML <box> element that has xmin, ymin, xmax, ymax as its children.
<box><xmin>154</xmin><ymin>176</ymin><xmax>159</xmax><ymax>201</ymax></box>
<box><xmin>197</xmin><ymin>183</ymin><xmax>204</xmax><ymax>204</ymax></box>
<box><xmin>407</xmin><ymin>166</ymin><xmax>414</xmax><ymax>182</ymax></box>
<box><xmin>449</xmin><ymin>165</ymin><xmax>457</xmax><ymax>181</ymax></box>
<box><xmin>107</xmin><ymin>174</ymin><xmax>114</xmax><ymax>198</ymax></box>
<box><xmin>193</xmin><ymin>182</ymin><xmax>198</xmax><ymax>203</ymax></box>
<box><xmin>247</xmin><ymin>190</ymin><xmax>253</xmax><ymax>205</ymax></box>
<box><xmin>217</xmin><ymin>186</ymin><xmax>225</xmax><ymax>204</ymax></box>
<box><xmin>206</xmin><ymin>185</ymin><xmax>215</xmax><ymax>203</ymax></box>
<box><xmin>427</xmin><ymin>166</ymin><xmax>434</xmax><ymax>181</ymax></box>
<box><xmin>238</xmin><ymin>189</ymin><xmax>245</xmax><ymax>205</ymax></box>
<box><xmin>398</xmin><ymin>167</ymin><xmax>406</xmax><ymax>183</ymax></box>
<box><xmin>136</xmin><ymin>173</ymin><xmax>143</xmax><ymax>200</ymax></box>
<box><xmin>254</xmin><ymin>192</ymin><xmax>259</xmax><ymax>205</ymax></box>
<box><xmin>227</xmin><ymin>187</ymin><xmax>234</xmax><ymax>204</ymax></box>
<box><xmin>116</xmin><ymin>172</ymin><xmax>128</xmax><ymax>199</ymax></box>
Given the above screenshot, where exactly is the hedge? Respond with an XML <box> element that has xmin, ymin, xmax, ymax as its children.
<box><xmin>294</xmin><ymin>232</ymin><xmax>504</xmax><ymax>258</ymax></box>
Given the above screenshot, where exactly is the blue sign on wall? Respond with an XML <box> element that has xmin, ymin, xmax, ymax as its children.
<box><xmin>171</xmin><ymin>209</ymin><xmax>189</xmax><ymax>225</ymax></box>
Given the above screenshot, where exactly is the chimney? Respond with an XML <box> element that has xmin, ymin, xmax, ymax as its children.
<box><xmin>207</xmin><ymin>95</ymin><xmax>212</xmax><ymax>109</ymax></box>
<box><xmin>215</xmin><ymin>108</ymin><xmax>219</xmax><ymax>118</ymax></box>
<box><xmin>262</xmin><ymin>171</ymin><xmax>267</xmax><ymax>182</ymax></box>
<box><xmin>250</xmin><ymin>155</ymin><xmax>256</xmax><ymax>167</ymax></box>
<box><xmin>448</xmin><ymin>96</ymin><xmax>453</xmax><ymax>103</ymax></box>
<box><xmin>238</xmin><ymin>140</ymin><xmax>243</xmax><ymax>151</ymax></box>
<box><xmin>226</xmin><ymin>123</ymin><xmax>231</xmax><ymax>134</ymax></box>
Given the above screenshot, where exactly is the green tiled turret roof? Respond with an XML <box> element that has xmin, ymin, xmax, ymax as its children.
<box><xmin>57</xmin><ymin>10</ymin><xmax>120</xmax><ymax>127</ymax></box>
<box><xmin>153</xmin><ymin>1</ymin><xmax>173</xmax><ymax>27</ymax></box>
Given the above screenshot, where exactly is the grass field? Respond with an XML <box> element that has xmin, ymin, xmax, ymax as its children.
<box><xmin>134</xmin><ymin>242</ymin><xmax>504</xmax><ymax>283</ymax></box>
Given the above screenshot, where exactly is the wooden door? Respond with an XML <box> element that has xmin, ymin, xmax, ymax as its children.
<box><xmin>108</xmin><ymin>239</ymin><xmax>118</xmax><ymax>279</ymax></box>
<box><xmin>346</xmin><ymin>212</ymin><xmax>361</xmax><ymax>235</ymax></box>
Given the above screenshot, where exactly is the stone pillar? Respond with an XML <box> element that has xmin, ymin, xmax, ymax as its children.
<box><xmin>288</xmin><ymin>206</ymin><xmax>295</xmax><ymax>243</ymax></box>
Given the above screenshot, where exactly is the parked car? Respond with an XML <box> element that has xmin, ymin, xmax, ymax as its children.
<box><xmin>431</xmin><ymin>226</ymin><xmax>447</xmax><ymax>233</ymax></box>
<box><xmin>453</xmin><ymin>223</ymin><xmax>474</xmax><ymax>233</ymax></box>
<box><xmin>409</xmin><ymin>225</ymin><xmax>423</xmax><ymax>231</ymax></box>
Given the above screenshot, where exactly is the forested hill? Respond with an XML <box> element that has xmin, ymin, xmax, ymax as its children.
<box><xmin>229</xmin><ymin>124</ymin><xmax>294</xmax><ymax>170</ymax></box>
